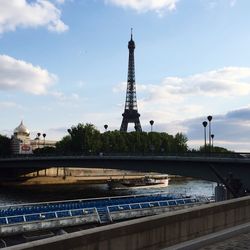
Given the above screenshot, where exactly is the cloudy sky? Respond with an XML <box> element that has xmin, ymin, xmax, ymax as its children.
<box><xmin>1</xmin><ymin>0</ymin><xmax>250</xmax><ymax>151</ymax></box>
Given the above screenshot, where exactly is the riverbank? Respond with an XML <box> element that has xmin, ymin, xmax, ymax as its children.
<box><xmin>0</xmin><ymin>168</ymin><xmax>169</xmax><ymax>186</ymax></box>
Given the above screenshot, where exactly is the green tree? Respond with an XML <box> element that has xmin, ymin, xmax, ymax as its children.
<box><xmin>66</xmin><ymin>123</ymin><xmax>101</xmax><ymax>154</ymax></box>
<box><xmin>56</xmin><ymin>135</ymin><xmax>72</xmax><ymax>154</ymax></box>
<box><xmin>0</xmin><ymin>134</ymin><xmax>11</xmax><ymax>156</ymax></box>
<box><xmin>174</xmin><ymin>133</ymin><xmax>188</xmax><ymax>152</ymax></box>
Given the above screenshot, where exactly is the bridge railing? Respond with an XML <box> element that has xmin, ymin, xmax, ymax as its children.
<box><xmin>1</xmin><ymin>151</ymin><xmax>250</xmax><ymax>159</ymax></box>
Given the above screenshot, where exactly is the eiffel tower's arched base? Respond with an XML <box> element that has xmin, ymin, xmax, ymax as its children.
<box><xmin>120</xmin><ymin>110</ymin><xmax>142</xmax><ymax>132</ymax></box>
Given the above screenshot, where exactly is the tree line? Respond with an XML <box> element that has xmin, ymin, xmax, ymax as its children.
<box><xmin>0</xmin><ymin>123</ymin><xmax>231</xmax><ymax>156</ymax></box>
<box><xmin>55</xmin><ymin>123</ymin><xmax>188</xmax><ymax>155</ymax></box>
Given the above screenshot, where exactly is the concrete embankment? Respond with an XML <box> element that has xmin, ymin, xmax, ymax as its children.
<box><xmin>6</xmin><ymin>195</ymin><xmax>250</xmax><ymax>250</ymax></box>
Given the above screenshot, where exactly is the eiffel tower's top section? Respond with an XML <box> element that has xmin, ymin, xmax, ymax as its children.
<box><xmin>125</xmin><ymin>28</ymin><xmax>137</xmax><ymax>111</ymax></box>
<box><xmin>128</xmin><ymin>28</ymin><xmax>135</xmax><ymax>49</ymax></box>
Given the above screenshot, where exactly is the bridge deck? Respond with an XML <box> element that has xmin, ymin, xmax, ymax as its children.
<box><xmin>1</xmin><ymin>154</ymin><xmax>250</xmax><ymax>190</ymax></box>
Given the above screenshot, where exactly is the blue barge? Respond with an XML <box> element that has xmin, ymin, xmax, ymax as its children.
<box><xmin>0</xmin><ymin>193</ymin><xmax>212</xmax><ymax>236</ymax></box>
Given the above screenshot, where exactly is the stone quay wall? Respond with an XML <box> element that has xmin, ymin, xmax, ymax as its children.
<box><xmin>8</xmin><ymin>196</ymin><xmax>250</xmax><ymax>250</ymax></box>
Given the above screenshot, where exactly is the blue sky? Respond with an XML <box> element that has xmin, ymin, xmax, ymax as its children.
<box><xmin>1</xmin><ymin>0</ymin><xmax>250</xmax><ymax>151</ymax></box>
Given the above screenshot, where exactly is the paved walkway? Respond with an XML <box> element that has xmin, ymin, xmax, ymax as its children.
<box><xmin>165</xmin><ymin>222</ymin><xmax>250</xmax><ymax>250</ymax></box>
<box><xmin>198</xmin><ymin>231</ymin><xmax>250</xmax><ymax>249</ymax></box>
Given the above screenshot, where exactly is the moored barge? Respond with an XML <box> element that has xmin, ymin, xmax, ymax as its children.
<box><xmin>0</xmin><ymin>193</ymin><xmax>213</xmax><ymax>236</ymax></box>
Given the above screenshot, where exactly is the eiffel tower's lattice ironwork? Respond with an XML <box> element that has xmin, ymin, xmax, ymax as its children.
<box><xmin>120</xmin><ymin>30</ymin><xmax>142</xmax><ymax>132</ymax></box>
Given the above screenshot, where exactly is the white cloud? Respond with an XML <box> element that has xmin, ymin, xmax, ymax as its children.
<box><xmin>146</xmin><ymin>67</ymin><xmax>250</xmax><ymax>101</ymax></box>
<box><xmin>56</xmin><ymin>0</ymin><xmax>65</xmax><ymax>4</ymax></box>
<box><xmin>54</xmin><ymin>0</ymin><xmax>74</xmax><ymax>4</ymax></box>
<box><xmin>105</xmin><ymin>0</ymin><xmax>179</xmax><ymax>13</ymax></box>
<box><xmin>107</xmin><ymin>0</ymin><xmax>238</xmax><ymax>13</ymax></box>
<box><xmin>0</xmin><ymin>101</ymin><xmax>23</xmax><ymax>109</ymax></box>
<box><xmin>0</xmin><ymin>55</ymin><xmax>57</xmax><ymax>95</ymax></box>
<box><xmin>114</xmin><ymin>67</ymin><xmax>250</xmax><ymax>103</ymax></box>
<box><xmin>0</xmin><ymin>0</ymin><xmax>68</xmax><ymax>34</ymax></box>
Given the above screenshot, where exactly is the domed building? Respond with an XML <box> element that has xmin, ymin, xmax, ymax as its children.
<box><xmin>11</xmin><ymin>121</ymin><xmax>57</xmax><ymax>154</ymax></box>
<box><xmin>14</xmin><ymin>121</ymin><xmax>30</xmax><ymax>137</ymax></box>
<box><xmin>11</xmin><ymin>121</ymin><xmax>32</xmax><ymax>154</ymax></box>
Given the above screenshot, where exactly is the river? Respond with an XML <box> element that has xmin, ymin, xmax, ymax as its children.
<box><xmin>0</xmin><ymin>179</ymin><xmax>216</xmax><ymax>206</ymax></box>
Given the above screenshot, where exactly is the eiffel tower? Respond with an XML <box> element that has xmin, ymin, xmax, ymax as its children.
<box><xmin>120</xmin><ymin>30</ymin><xmax>142</xmax><ymax>132</ymax></box>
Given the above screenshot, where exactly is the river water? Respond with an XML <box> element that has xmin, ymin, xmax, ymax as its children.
<box><xmin>0</xmin><ymin>179</ymin><xmax>216</xmax><ymax>206</ymax></box>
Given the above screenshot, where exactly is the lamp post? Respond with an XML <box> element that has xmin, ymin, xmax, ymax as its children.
<box><xmin>42</xmin><ymin>133</ymin><xmax>46</xmax><ymax>146</ymax></box>
<box><xmin>211</xmin><ymin>134</ymin><xmax>214</xmax><ymax>150</ymax></box>
<box><xmin>202</xmin><ymin>121</ymin><xmax>208</xmax><ymax>152</ymax></box>
<box><xmin>149</xmin><ymin>120</ymin><xmax>154</xmax><ymax>132</ymax></box>
<box><xmin>103</xmin><ymin>125</ymin><xmax>108</xmax><ymax>154</ymax></box>
<box><xmin>207</xmin><ymin>115</ymin><xmax>212</xmax><ymax>152</ymax></box>
<box><xmin>134</xmin><ymin>124</ymin><xmax>140</xmax><ymax>154</ymax></box>
<box><xmin>37</xmin><ymin>133</ymin><xmax>41</xmax><ymax>149</ymax></box>
<box><xmin>104</xmin><ymin>124</ymin><xmax>108</xmax><ymax>132</ymax></box>
<box><xmin>149</xmin><ymin>120</ymin><xmax>154</xmax><ymax>154</ymax></box>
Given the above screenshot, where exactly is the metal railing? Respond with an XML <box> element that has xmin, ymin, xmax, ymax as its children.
<box><xmin>1</xmin><ymin>151</ymin><xmax>250</xmax><ymax>160</ymax></box>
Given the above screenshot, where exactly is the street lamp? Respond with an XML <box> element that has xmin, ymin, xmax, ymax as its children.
<box><xmin>37</xmin><ymin>133</ymin><xmax>41</xmax><ymax>149</ymax></box>
<box><xmin>149</xmin><ymin>120</ymin><xmax>154</xmax><ymax>132</ymax></box>
<box><xmin>134</xmin><ymin>124</ymin><xmax>140</xmax><ymax>153</ymax></box>
<box><xmin>42</xmin><ymin>133</ymin><xmax>46</xmax><ymax>146</ymax></box>
<box><xmin>211</xmin><ymin>134</ymin><xmax>215</xmax><ymax>149</ymax></box>
<box><xmin>202</xmin><ymin>121</ymin><xmax>208</xmax><ymax>152</ymax></box>
<box><xmin>104</xmin><ymin>124</ymin><xmax>108</xmax><ymax>132</ymax></box>
<box><xmin>149</xmin><ymin>120</ymin><xmax>154</xmax><ymax>154</ymax></box>
<box><xmin>207</xmin><ymin>115</ymin><xmax>212</xmax><ymax>152</ymax></box>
